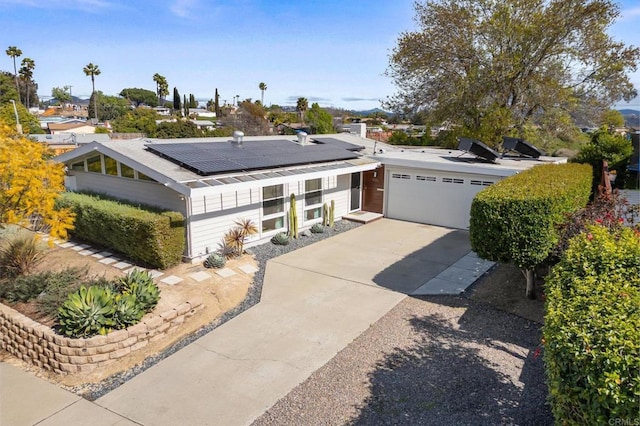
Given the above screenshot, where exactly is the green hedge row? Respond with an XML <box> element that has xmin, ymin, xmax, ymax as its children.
<box><xmin>543</xmin><ymin>225</ymin><xmax>640</xmax><ymax>424</ymax></box>
<box><xmin>56</xmin><ymin>192</ymin><xmax>185</xmax><ymax>269</ymax></box>
<box><xmin>470</xmin><ymin>163</ymin><xmax>592</xmax><ymax>270</ymax></box>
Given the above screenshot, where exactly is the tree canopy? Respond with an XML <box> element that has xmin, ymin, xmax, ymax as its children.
<box><xmin>0</xmin><ymin>101</ymin><xmax>44</xmax><ymax>134</ymax></box>
<box><xmin>305</xmin><ymin>103</ymin><xmax>335</xmax><ymax>134</ymax></box>
<box><xmin>88</xmin><ymin>91</ymin><xmax>130</xmax><ymax>122</ymax></box>
<box><xmin>386</xmin><ymin>0</ymin><xmax>640</xmax><ymax>146</ymax></box>
<box><xmin>0</xmin><ymin>123</ymin><xmax>74</xmax><ymax>239</ymax></box>
<box><xmin>119</xmin><ymin>88</ymin><xmax>158</xmax><ymax>107</ymax></box>
<box><xmin>51</xmin><ymin>86</ymin><xmax>71</xmax><ymax>106</ymax></box>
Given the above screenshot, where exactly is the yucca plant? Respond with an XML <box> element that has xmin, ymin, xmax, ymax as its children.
<box><xmin>57</xmin><ymin>285</ymin><xmax>116</xmax><ymax>338</ymax></box>
<box><xmin>218</xmin><ymin>238</ymin><xmax>238</xmax><ymax>259</ymax></box>
<box><xmin>234</xmin><ymin>217</ymin><xmax>258</xmax><ymax>253</ymax></box>
<box><xmin>0</xmin><ymin>232</ymin><xmax>45</xmax><ymax>278</ymax></box>
<box><xmin>224</xmin><ymin>228</ymin><xmax>245</xmax><ymax>256</ymax></box>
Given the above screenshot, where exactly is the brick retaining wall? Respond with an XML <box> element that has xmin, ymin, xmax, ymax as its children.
<box><xmin>0</xmin><ymin>298</ymin><xmax>203</xmax><ymax>374</ymax></box>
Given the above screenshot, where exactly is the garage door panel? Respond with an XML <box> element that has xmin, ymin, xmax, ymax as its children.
<box><xmin>386</xmin><ymin>168</ymin><xmax>496</xmax><ymax>229</ymax></box>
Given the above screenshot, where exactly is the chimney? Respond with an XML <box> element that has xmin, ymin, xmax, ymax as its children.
<box><xmin>297</xmin><ymin>131</ymin><xmax>308</xmax><ymax>145</ymax></box>
<box><xmin>233</xmin><ymin>130</ymin><xmax>244</xmax><ymax>145</ymax></box>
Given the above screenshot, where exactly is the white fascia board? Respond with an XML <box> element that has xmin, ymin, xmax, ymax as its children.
<box><xmin>188</xmin><ymin>161</ymin><xmax>380</xmax><ymax>198</ymax></box>
<box><xmin>374</xmin><ymin>155</ymin><xmax>542</xmax><ymax>177</ymax></box>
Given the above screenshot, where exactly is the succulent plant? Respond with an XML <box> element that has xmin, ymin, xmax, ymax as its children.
<box><xmin>57</xmin><ymin>285</ymin><xmax>116</xmax><ymax>338</ymax></box>
<box><xmin>124</xmin><ymin>281</ymin><xmax>160</xmax><ymax>313</ymax></box>
<box><xmin>204</xmin><ymin>252</ymin><xmax>226</xmax><ymax>269</ymax></box>
<box><xmin>113</xmin><ymin>293</ymin><xmax>144</xmax><ymax>329</ymax></box>
<box><xmin>310</xmin><ymin>223</ymin><xmax>325</xmax><ymax>234</ymax></box>
<box><xmin>271</xmin><ymin>232</ymin><xmax>290</xmax><ymax>246</ymax></box>
<box><xmin>115</xmin><ymin>268</ymin><xmax>155</xmax><ymax>293</ymax></box>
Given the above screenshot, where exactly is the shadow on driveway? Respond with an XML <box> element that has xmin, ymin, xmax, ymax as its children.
<box><xmin>372</xmin><ymin>229</ymin><xmax>471</xmax><ymax>294</ymax></box>
<box><xmin>350</xmin><ymin>296</ymin><xmax>553</xmax><ymax>426</ymax></box>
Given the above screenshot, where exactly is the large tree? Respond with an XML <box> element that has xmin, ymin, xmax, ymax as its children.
<box><xmin>88</xmin><ymin>91</ymin><xmax>129</xmax><ymax>122</ymax></box>
<box><xmin>153</xmin><ymin>73</ymin><xmax>168</xmax><ymax>105</ymax></box>
<box><xmin>18</xmin><ymin>57</ymin><xmax>36</xmax><ymax>109</ymax></box>
<box><xmin>258</xmin><ymin>82</ymin><xmax>267</xmax><ymax>105</ymax></box>
<box><xmin>51</xmin><ymin>86</ymin><xmax>72</xmax><ymax>106</ymax></box>
<box><xmin>5</xmin><ymin>46</ymin><xmax>22</xmax><ymax>103</ymax></box>
<box><xmin>305</xmin><ymin>103</ymin><xmax>335</xmax><ymax>134</ymax></box>
<box><xmin>0</xmin><ymin>122</ymin><xmax>74</xmax><ymax>239</ymax></box>
<box><xmin>0</xmin><ymin>72</ymin><xmax>19</xmax><ymax>104</ymax></box>
<box><xmin>296</xmin><ymin>97</ymin><xmax>308</xmax><ymax>122</ymax></box>
<box><xmin>119</xmin><ymin>87</ymin><xmax>158</xmax><ymax>107</ymax></box>
<box><xmin>83</xmin><ymin>62</ymin><xmax>101</xmax><ymax>121</ymax></box>
<box><xmin>386</xmin><ymin>0</ymin><xmax>640</xmax><ymax>146</ymax></box>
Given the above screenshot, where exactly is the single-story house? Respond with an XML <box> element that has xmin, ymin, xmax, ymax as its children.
<box><xmin>55</xmin><ymin>133</ymin><xmax>380</xmax><ymax>261</ymax></box>
<box><xmin>54</xmin><ymin>132</ymin><xmax>566</xmax><ymax>262</ymax></box>
<box><xmin>48</xmin><ymin>121</ymin><xmax>96</xmax><ymax>135</ymax></box>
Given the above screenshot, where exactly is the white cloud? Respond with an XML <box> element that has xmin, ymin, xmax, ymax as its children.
<box><xmin>170</xmin><ymin>0</ymin><xmax>199</xmax><ymax>18</ymax></box>
<box><xmin>620</xmin><ymin>6</ymin><xmax>640</xmax><ymax>21</ymax></box>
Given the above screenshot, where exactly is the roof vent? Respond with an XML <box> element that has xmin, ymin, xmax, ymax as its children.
<box><xmin>233</xmin><ymin>130</ymin><xmax>244</xmax><ymax>145</ymax></box>
<box><xmin>297</xmin><ymin>131</ymin><xmax>308</xmax><ymax>145</ymax></box>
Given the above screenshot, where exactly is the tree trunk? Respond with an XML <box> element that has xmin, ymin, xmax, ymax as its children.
<box><xmin>525</xmin><ymin>268</ymin><xmax>536</xmax><ymax>299</ymax></box>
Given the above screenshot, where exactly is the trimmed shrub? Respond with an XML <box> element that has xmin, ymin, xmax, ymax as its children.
<box><xmin>56</xmin><ymin>192</ymin><xmax>185</xmax><ymax>269</ymax></box>
<box><xmin>470</xmin><ymin>163</ymin><xmax>592</xmax><ymax>298</ymax></box>
<box><xmin>543</xmin><ymin>225</ymin><xmax>640</xmax><ymax>423</ymax></box>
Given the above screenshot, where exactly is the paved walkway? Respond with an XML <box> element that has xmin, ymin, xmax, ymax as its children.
<box><xmin>1</xmin><ymin>219</ymin><xmax>493</xmax><ymax>425</ymax></box>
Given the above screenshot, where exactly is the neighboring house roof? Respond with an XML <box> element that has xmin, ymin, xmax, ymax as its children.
<box><xmin>55</xmin><ymin>133</ymin><xmax>379</xmax><ymax>197</ymax></box>
<box><xmin>48</xmin><ymin>122</ymin><xmax>96</xmax><ymax>134</ymax></box>
<box><xmin>30</xmin><ymin>133</ymin><xmax>112</xmax><ymax>145</ymax></box>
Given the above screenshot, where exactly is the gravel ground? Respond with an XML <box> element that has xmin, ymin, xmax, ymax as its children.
<box><xmin>71</xmin><ymin>220</ymin><xmax>362</xmax><ymax>400</ymax></box>
<box><xmin>253</xmin><ymin>295</ymin><xmax>553</xmax><ymax>426</ymax></box>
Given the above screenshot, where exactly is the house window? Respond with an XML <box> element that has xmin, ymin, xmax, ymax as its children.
<box><xmin>262</xmin><ymin>184</ymin><xmax>285</xmax><ymax>232</ymax></box>
<box><xmin>104</xmin><ymin>156</ymin><xmax>117</xmax><ymax>176</ymax></box>
<box><xmin>70</xmin><ymin>161</ymin><xmax>85</xmax><ymax>171</ymax></box>
<box><xmin>120</xmin><ymin>163</ymin><xmax>135</xmax><ymax>178</ymax></box>
<box><xmin>86</xmin><ymin>155</ymin><xmax>102</xmax><ymax>173</ymax></box>
<box><xmin>391</xmin><ymin>173</ymin><xmax>410</xmax><ymax>179</ymax></box>
<box><xmin>137</xmin><ymin>171</ymin><xmax>156</xmax><ymax>182</ymax></box>
<box><xmin>304</xmin><ymin>178</ymin><xmax>323</xmax><ymax>222</ymax></box>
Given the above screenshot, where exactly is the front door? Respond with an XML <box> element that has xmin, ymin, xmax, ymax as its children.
<box><xmin>362</xmin><ymin>166</ymin><xmax>384</xmax><ymax>213</ymax></box>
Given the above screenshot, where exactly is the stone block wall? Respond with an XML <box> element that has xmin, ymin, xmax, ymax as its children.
<box><xmin>0</xmin><ymin>298</ymin><xmax>203</xmax><ymax>374</ymax></box>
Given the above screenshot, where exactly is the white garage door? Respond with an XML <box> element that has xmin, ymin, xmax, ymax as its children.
<box><xmin>385</xmin><ymin>168</ymin><xmax>497</xmax><ymax>229</ymax></box>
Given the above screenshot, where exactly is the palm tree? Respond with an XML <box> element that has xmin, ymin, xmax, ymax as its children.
<box><xmin>258</xmin><ymin>82</ymin><xmax>267</xmax><ymax>105</ymax></box>
<box><xmin>83</xmin><ymin>62</ymin><xmax>101</xmax><ymax>120</ymax></box>
<box><xmin>18</xmin><ymin>57</ymin><xmax>35</xmax><ymax>108</ymax></box>
<box><xmin>153</xmin><ymin>73</ymin><xmax>169</xmax><ymax>105</ymax></box>
<box><xmin>6</xmin><ymin>46</ymin><xmax>23</xmax><ymax>103</ymax></box>
<box><xmin>296</xmin><ymin>97</ymin><xmax>308</xmax><ymax>122</ymax></box>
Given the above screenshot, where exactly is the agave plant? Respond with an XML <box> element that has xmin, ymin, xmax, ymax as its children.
<box><xmin>124</xmin><ymin>281</ymin><xmax>160</xmax><ymax>313</ymax></box>
<box><xmin>115</xmin><ymin>268</ymin><xmax>155</xmax><ymax>293</ymax></box>
<box><xmin>204</xmin><ymin>252</ymin><xmax>226</xmax><ymax>269</ymax></box>
<box><xmin>310</xmin><ymin>223</ymin><xmax>325</xmax><ymax>234</ymax></box>
<box><xmin>271</xmin><ymin>232</ymin><xmax>290</xmax><ymax>246</ymax></box>
<box><xmin>57</xmin><ymin>285</ymin><xmax>116</xmax><ymax>338</ymax></box>
<box><xmin>113</xmin><ymin>293</ymin><xmax>144</xmax><ymax>329</ymax></box>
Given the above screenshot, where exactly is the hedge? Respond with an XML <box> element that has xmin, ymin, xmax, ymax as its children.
<box><xmin>469</xmin><ymin>162</ymin><xmax>592</xmax><ymax>298</ymax></box>
<box><xmin>56</xmin><ymin>192</ymin><xmax>185</xmax><ymax>269</ymax></box>
<box><xmin>543</xmin><ymin>225</ymin><xmax>640</xmax><ymax>424</ymax></box>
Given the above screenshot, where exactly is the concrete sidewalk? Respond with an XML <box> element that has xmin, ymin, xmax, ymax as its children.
<box><xmin>2</xmin><ymin>219</ymin><xmax>487</xmax><ymax>425</ymax></box>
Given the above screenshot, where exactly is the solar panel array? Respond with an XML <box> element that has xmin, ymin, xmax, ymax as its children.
<box><xmin>146</xmin><ymin>138</ymin><xmax>363</xmax><ymax>176</ymax></box>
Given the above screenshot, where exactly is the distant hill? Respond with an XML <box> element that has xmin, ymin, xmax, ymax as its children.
<box><xmin>618</xmin><ymin>108</ymin><xmax>640</xmax><ymax>128</ymax></box>
<box><xmin>618</xmin><ymin>109</ymin><xmax>640</xmax><ymax>115</ymax></box>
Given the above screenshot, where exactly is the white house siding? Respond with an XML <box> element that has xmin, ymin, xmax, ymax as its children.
<box><xmin>384</xmin><ymin>166</ymin><xmax>502</xmax><ymax>229</ymax></box>
<box><xmin>325</xmin><ymin>174</ymin><xmax>351</xmax><ymax>219</ymax></box>
<box><xmin>69</xmin><ymin>172</ymin><xmax>186</xmax><ymax>214</ymax></box>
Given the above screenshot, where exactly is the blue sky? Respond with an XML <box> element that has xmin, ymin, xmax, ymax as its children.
<box><xmin>1</xmin><ymin>0</ymin><xmax>639</xmax><ymax>110</ymax></box>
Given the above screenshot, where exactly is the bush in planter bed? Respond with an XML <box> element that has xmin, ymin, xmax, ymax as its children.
<box><xmin>543</xmin><ymin>225</ymin><xmax>640</xmax><ymax>423</ymax></box>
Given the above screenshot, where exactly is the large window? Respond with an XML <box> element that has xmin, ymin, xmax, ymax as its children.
<box><xmin>86</xmin><ymin>155</ymin><xmax>102</xmax><ymax>173</ymax></box>
<box><xmin>262</xmin><ymin>184</ymin><xmax>285</xmax><ymax>232</ymax></box>
<box><xmin>304</xmin><ymin>178</ymin><xmax>323</xmax><ymax>222</ymax></box>
<box><xmin>104</xmin><ymin>156</ymin><xmax>118</xmax><ymax>176</ymax></box>
<box><xmin>120</xmin><ymin>163</ymin><xmax>135</xmax><ymax>179</ymax></box>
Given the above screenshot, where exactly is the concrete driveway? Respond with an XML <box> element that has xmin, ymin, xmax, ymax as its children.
<box><xmin>4</xmin><ymin>219</ymin><xmax>473</xmax><ymax>426</ymax></box>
